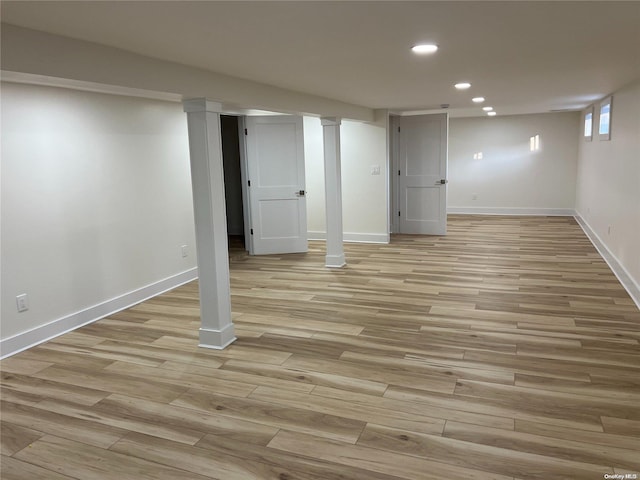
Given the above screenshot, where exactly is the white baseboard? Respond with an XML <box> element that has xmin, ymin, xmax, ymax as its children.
<box><xmin>574</xmin><ymin>214</ymin><xmax>640</xmax><ymax>310</ymax></box>
<box><xmin>447</xmin><ymin>207</ymin><xmax>576</xmax><ymax>216</ymax></box>
<box><xmin>308</xmin><ymin>231</ymin><xmax>390</xmax><ymax>244</ymax></box>
<box><xmin>0</xmin><ymin>268</ymin><xmax>198</xmax><ymax>359</ymax></box>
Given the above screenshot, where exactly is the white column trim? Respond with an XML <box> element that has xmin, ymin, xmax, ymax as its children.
<box><xmin>321</xmin><ymin>117</ymin><xmax>341</xmax><ymax>127</ymax></box>
<box><xmin>199</xmin><ymin>324</ymin><xmax>237</xmax><ymax>350</ymax></box>
<box><xmin>183</xmin><ymin>98</ymin><xmax>223</xmax><ymax>114</ymax></box>
<box><xmin>321</xmin><ymin>116</ymin><xmax>346</xmax><ymax>268</ymax></box>
<box><xmin>183</xmin><ymin>98</ymin><xmax>236</xmax><ymax>349</ymax></box>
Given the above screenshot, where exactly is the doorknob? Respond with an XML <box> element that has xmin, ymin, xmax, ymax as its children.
<box><xmin>296</xmin><ymin>190</ymin><xmax>306</xmax><ymax>196</ymax></box>
<box><xmin>437</xmin><ymin>179</ymin><xmax>448</xmax><ymax>185</ymax></box>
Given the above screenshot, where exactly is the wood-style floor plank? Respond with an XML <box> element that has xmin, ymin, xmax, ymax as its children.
<box><xmin>515</xmin><ymin>419</ymin><xmax>640</xmax><ymax>453</ymax></box>
<box><xmin>172</xmin><ymin>387</ymin><xmax>366</xmax><ymax>443</ymax></box>
<box><xmin>0</xmin><ymin>400</ymin><xmax>127</xmax><ymax>449</ymax></box>
<box><xmin>195</xmin><ymin>430</ymin><xmax>408</xmax><ymax>480</ymax></box>
<box><xmin>0</xmin><ymin>421</ymin><xmax>43</xmax><ymax>456</ymax></box>
<box><xmin>13</xmin><ymin>435</ymin><xmax>213</xmax><ymax>480</ymax></box>
<box><xmin>97</xmin><ymin>393</ymin><xmax>280</xmax><ymax>446</ymax></box>
<box><xmin>111</xmin><ymin>431</ymin><xmax>338</xmax><ymax>480</ymax></box>
<box><xmin>442</xmin><ymin>420</ymin><xmax>639</xmax><ymax>472</ymax></box>
<box><xmin>1</xmin><ymin>215</ymin><xmax>639</xmax><ymax>479</ymax></box>
<box><xmin>1</xmin><ymin>370</ymin><xmax>110</xmax><ymax>406</ymax></box>
<box><xmin>249</xmin><ymin>384</ymin><xmax>448</xmax><ymax>434</ymax></box>
<box><xmin>0</xmin><ymin>455</ymin><xmax>77</xmax><ymax>480</ymax></box>
<box><xmin>360</xmin><ymin>422</ymin><xmax>616</xmax><ymax>479</ymax></box>
<box><xmin>35</xmin><ymin>397</ymin><xmax>206</xmax><ymax>446</ymax></box>
<box><xmin>268</xmin><ymin>429</ymin><xmax>514</xmax><ymax>480</ymax></box>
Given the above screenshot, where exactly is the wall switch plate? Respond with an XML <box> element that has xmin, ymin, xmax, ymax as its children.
<box><xmin>181</xmin><ymin>245</ymin><xmax>189</xmax><ymax>258</ymax></box>
<box><xmin>16</xmin><ymin>294</ymin><xmax>29</xmax><ymax>312</ymax></box>
<box><xmin>370</xmin><ymin>165</ymin><xmax>381</xmax><ymax>175</ymax></box>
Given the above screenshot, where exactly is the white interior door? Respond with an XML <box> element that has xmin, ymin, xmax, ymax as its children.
<box><xmin>398</xmin><ymin>113</ymin><xmax>448</xmax><ymax>235</ymax></box>
<box><xmin>245</xmin><ymin>115</ymin><xmax>307</xmax><ymax>255</ymax></box>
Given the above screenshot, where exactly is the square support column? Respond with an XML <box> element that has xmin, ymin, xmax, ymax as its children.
<box><xmin>183</xmin><ymin>98</ymin><xmax>236</xmax><ymax>349</ymax></box>
<box><xmin>321</xmin><ymin>117</ymin><xmax>346</xmax><ymax>268</ymax></box>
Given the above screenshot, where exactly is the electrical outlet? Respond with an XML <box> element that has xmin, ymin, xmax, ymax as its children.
<box><xmin>16</xmin><ymin>294</ymin><xmax>29</xmax><ymax>313</ymax></box>
<box><xmin>181</xmin><ymin>245</ymin><xmax>189</xmax><ymax>258</ymax></box>
<box><xmin>370</xmin><ymin>165</ymin><xmax>381</xmax><ymax>176</ymax></box>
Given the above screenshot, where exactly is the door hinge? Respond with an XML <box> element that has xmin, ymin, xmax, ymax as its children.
<box><xmin>248</xmin><ymin>180</ymin><xmax>251</xmax><ymax>187</ymax></box>
<box><xmin>398</xmin><ymin>170</ymin><xmax>401</xmax><ymax>176</ymax></box>
<box><xmin>244</xmin><ymin>128</ymin><xmax>248</xmax><ymax>136</ymax></box>
<box><xmin>398</xmin><ymin>211</ymin><xmax>401</xmax><ymax>217</ymax></box>
<box><xmin>250</xmin><ymin>228</ymin><xmax>254</xmax><ymax>235</ymax></box>
<box><xmin>397</xmin><ymin>126</ymin><xmax>400</xmax><ymax>133</ymax></box>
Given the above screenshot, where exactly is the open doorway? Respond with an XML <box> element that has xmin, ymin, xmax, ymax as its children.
<box><xmin>220</xmin><ymin>115</ymin><xmax>245</xmax><ymax>251</ymax></box>
<box><xmin>220</xmin><ymin>113</ymin><xmax>308</xmax><ymax>256</ymax></box>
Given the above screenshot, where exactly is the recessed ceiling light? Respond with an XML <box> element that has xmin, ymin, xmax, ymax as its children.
<box><xmin>454</xmin><ymin>82</ymin><xmax>471</xmax><ymax>90</ymax></box>
<box><xmin>482</xmin><ymin>106</ymin><xmax>494</xmax><ymax>111</ymax></box>
<box><xmin>411</xmin><ymin>44</ymin><xmax>438</xmax><ymax>54</ymax></box>
<box><xmin>472</xmin><ymin>97</ymin><xmax>485</xmax><ymax>103</ymax></box>
<box><xmin>487</xmin><ymin>111</ymin><xmax>497</xmax><ymax>116</ymax></box>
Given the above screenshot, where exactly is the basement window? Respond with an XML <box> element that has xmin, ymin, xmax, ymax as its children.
<box><xmin>584</xmin><ymin>108</ymin><xmax>593</xmax><ymax>141</ymax></box>
<box><xmin>599</xmin><ymin>96</ymin><xmax>612</xmax><ymax>141</ymax></box>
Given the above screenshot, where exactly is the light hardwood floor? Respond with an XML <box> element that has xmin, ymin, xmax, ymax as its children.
<box><xmin>1</xmin><ymin>215</ymin><xmax>639</xmax><ymax>480</ymax></box>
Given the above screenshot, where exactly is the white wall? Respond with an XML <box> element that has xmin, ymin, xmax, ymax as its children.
<box><xmin>448</xmin><ymin>112</ymin><xmax>579</xmax><ymax>214</ymax></box>
<box><xmin>575</xmin><ymin>81</ymin><xmax>640</xmax><ymax>300</ymax></box>
<box><xmin>2</xmin><ymin>24</ymin><xmax>374</xmax><ymax>122</ymax></box>
<box><xmin>304</xmin><ymin>117</ymin><xmax>326</xmax><ymax>234</ymax></box>
<box><xmin>304</xmin><ymin>117</ymin><xmax>389</xmax><ymax>243</ymax></box>
<box><xmin>1</xmin><ymin>83</ymin><xmax>197</xmax><ymax>355</ymax></box>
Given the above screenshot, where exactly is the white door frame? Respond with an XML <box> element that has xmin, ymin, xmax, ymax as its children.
<box><xmin>237</xmin><ymin>116</ymin><xmax>253</xmax><ymax>253</ymax></box>
<box><xmin>390</xmin><ymin>114</ymin><xmax>401</xmax><ymax>234</ymax></box>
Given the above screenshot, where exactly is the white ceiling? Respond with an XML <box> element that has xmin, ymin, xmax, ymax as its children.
<box><xmin>2</xmin><ymin>1</ymin><xmax>639</xmax><ymax>117</ymax></box>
